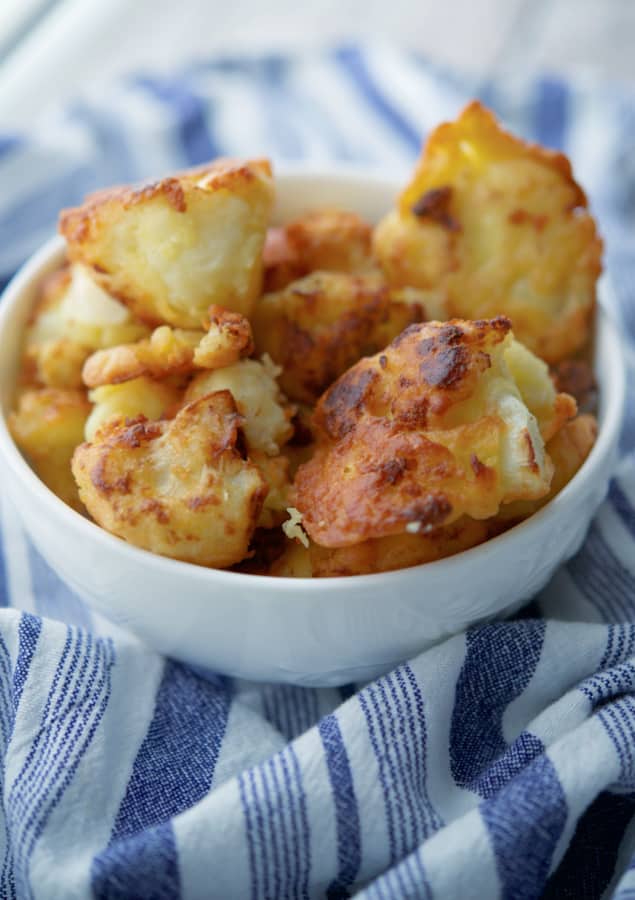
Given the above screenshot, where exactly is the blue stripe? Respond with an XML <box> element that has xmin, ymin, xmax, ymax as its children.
<box><xmin>318</xmin><ymin>714</ymin><xmax>361</xmax><ymax>898</ymax></box>
<box><xmin>259</xmin><ymin>762</ymin><xmax>282</xmax><ymax>900</ymax></box>
<box><xmin>358</xmin><ymin>689</ymin><xmax>398</xmax><ymax>863</ymax></box>
<box><xmin>10</xmin><ymin>633</ymin><xmax>115</xmax><ymax>899</ymax></box>
<box><xmin>288</xmin><ymin>745</ymin><xmax>311</xmax><ymax>900</ymax></box>
<box><xmin>388</xmin><ymin>669</ymin><xmax>435</xmax><ymax>838</ymax></box>
<box><xmin>238</xmin><ymin>771</ymin><xmax>259</xmax><ymax>900</ymax></box>
<box><xmin>374</xmin><ymin>676</ymin><xmax>418</xmax><ymax>852</ymax></box>
<box><xmin>567</xmin><ymin>526</ymin><xmax>634</xmax><ymax>622</ymax></box>
<box><xmin>17</xmin><ymin>633</ymin><xmax>98</xmax><ymax>826</ymax></box>
<box><xmin>0</xmin><ymin>136</ymin><xmax>21</xmax><ymax>159</ymax></box>
<box><xmin>112</xmin><ymin>662</ymin><xmax>232</xmax><ymax>837</ymax></box>
<box><xmin>135</xmin><ymin>75</ymin><xmax>219</xmax><ymax>165</ymax></box>
<box><xmin>481</xmin><ymin>752</ymin><xmax>568</xmax><ymax>900</ymax></box>
<box><xmin>91</xmin><ymin>662</ymin><xmax>231</xmax><ymax>897</ymax></box>
<box><xmin>9</xmin><ymin>628</ymin><xmax>80</xmax><ymax>809</ymax></box>
<box><xmin>450</xmin><ymin>621</ymin><xmax>546</xmax><ymax>797</ymax></box>
<box><xmin>585</xmin><ymin>527</ymin><xmax>635</xmax><ymax>618</ymax></box>
<box><xmin>279</xmin><ymin>747</ymin><xmax>303</xmax><ymax>898</ymax></box>
<box><xmin>248</xmin><ymin>765</ymin><xmax>271</xmax><ymax>899</ymax></box>
<box><xmin>390</xmin><ymin>667</ymin><xmax>443</xmax><ymax>838</ymax></box>
<box><xmin>12</xmin><ymin>615</ymin><xmax>42</xmax><ymax>711</ymax></box>
<box><xmin>532</xmin><ymin>77</ymin><xmax>570</xmax><ymax>150</ymax></box>
<box><xmin>0</xmin><ymin>634</ymin><xmax>16</xmax><ymax>899</ymax></box>
<box><xmin>26</xmin><ymin>541</ymin><xmax>92</xmax><ymax>630</ymax></box>
<box><xmin>91</xmin><ymin>822</ymin><xmax>180</xmax><ymax>900</ymax></box>
<box><xmin>334</xmin><ymin>46</ymin><xmax>422</xmax><ymax>153</ymax></box>
<box><xmin>267</xmin><ymin>757</ymin><xmax>292</xmax><ymax>900</ymax></box>
<box><xmin>604</xmin><ymin>696</ymin><xmax>635</xmax><ymax>782</ymax></box>
<box><xmin>25</xmin><ymin>641</ymin><xmax>114</xmax><ymax>851</ymax></box>
<box><xmin>601</xmin><ymin>623</ymin><xmax>617</xmax><ymax>670</ymax></box>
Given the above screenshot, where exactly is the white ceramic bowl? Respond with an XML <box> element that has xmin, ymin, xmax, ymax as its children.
<box><xmin>0</xmin><ymin>172</ymin><xmax>625</xmax><ymax>686</ymax></box>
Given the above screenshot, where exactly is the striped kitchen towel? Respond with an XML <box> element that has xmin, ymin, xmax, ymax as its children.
<box><xmin>1</xmin><ymin>44</ymin><xmax>635</xmax><ymax>899</ymax></box>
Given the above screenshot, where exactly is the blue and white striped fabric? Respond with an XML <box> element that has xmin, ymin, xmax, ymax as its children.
<box><xmin>1</xmin><ymin>45</ymin><xmax>635</xmax><ymax>899</ymax></box>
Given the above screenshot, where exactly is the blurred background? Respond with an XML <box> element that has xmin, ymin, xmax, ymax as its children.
<box><xmin>0</xmin><ymin>0</ymin><xmax>634</xmax><ymax>128</ymax></box>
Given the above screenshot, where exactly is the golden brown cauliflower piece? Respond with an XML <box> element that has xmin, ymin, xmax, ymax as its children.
<box><xmin>82</xmin><ymin>307</ymin><xmax>254</xmax><ymax>388</ymax></box>
<box><xmin>85</xmin><ymin>377</ymin><xmax>181</xmax><ymax>441</ymax></box>
<box><xmin>252</xmin><ymin>271</ymin><xmax>440</xmax><ymax>404</ymax></box>
<box><xmin>60</xmin><ymin>159</ymin><xmax>274</xmax><ymax>328</ymax></box>
<box><xmin>185</xmin><ymin>357</ymin><xmax>294</xmax><ymax>456</ymax></box>
<box><xmin>373</xmin><ymin>102</ymin><xmax>602</xmax><ymax>363</ymax></box>
<box><xmin>9</xmin><ymin>388</ymin><xmax>91</xmax><ymax>511</ymax></box>
<box><xmin>294</xmin><ymin>317</ymin><xmax>576</xmax><ymax>548</ymax></box>
<box><xmin>82</xmin><ymin>327</ymin><xmax>203</xmax><ymax>387</ymax></box>
<box><xmin>271</xmin><ymin>515</ymin><xmax>489</xmax><ymax>577</ymax></box>
<box><xmin>72</xmin><ymin>391</ymin><xmax>268</xmax><ymax>567</ymax></box>
<box><xmin>24</xmin><ymin>264</ymin><xmax>149</xmax><ymax>388</ymax></box>
<box><xmin>263</xmin><ymin>208</ymin><xmax>374</xmax><ymax>291</ymax></box>
<box><xmin>194</xmin><ymin>306</ymin><xmax>254</xmax><ymax>369</ymax></box>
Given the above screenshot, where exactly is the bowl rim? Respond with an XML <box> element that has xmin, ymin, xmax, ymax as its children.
<box><xmin>0</xmin><ymin>172</ymin><xmax>626</xmax><ymax>594</ymax></box>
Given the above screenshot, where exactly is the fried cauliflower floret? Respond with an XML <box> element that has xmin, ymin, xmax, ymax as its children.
<box><xmin>85</xmin><ymin>377</ymin><xmax>180</xmax><ymax>441</ymax></box>
<box><xmin>82</xmin><ymin>327</ymin><xmax>203</xmax><ymax>387</ymax></box>
<box><xmin>72</xmin><ymin>391</ymin><xmax>268</xmax><ymax>567</ymax></box>
<box><xmin>82</xmin><ymin>306</ymin><xmax>254</xmax><ymax>388</ymax></box>
<box><xmin>60</xmin><ymin>159</ymin><xmax>274</xmax><ymax>328</ymax></box>
<box><xmin>263</xmin><ymin>208</ymin><xmax>374</xmax><ymax>291</ymax></box>
<box><xmin>496</xmin><ymin>413</ymin><xmax>597</xmax><ymax>523</ymax></box>
<box><xmin>185</xmin><ymin>358</ymin><xmax>293</xmax><ymax>456</ymax></box>
<box><xmin>9</xmin><ymin>388</ymin><xmax>90</xmax><ymax>511</ymax></box>
<box><xmin>294</xmin><ymin>317</ymin><xmax>576</xmax><ymax>548</ymax></box>
<box><xmin>24</xmin><ymin>264</ymin><xmax>149</xmax><ymax>388</ymax></box>
<box><xmin>271</xmin><ymin>515</ymin><xmax>489</xmax><ymax>577</ymax></box>
<box><xmin>252</xmin><ymin>271</ymin><xmax>438</xmax><ymax>404</ymax></box>
<box><xmin>373</xmin><ymin>102</ymin><xmax>602</xmax><ymax>363</ymax></box>
<box><xmin>194</xmin><ymin>306</ymin><xmax>254</xmax><ymax>369</ymax></box>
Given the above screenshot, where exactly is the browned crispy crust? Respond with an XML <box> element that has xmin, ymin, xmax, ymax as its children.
<box><xmin>60</xmin><ymin>158</ymin><xmax>272</xmax><ymax>246</ymax></box>
<box><xmin>373</xmin><ymin>101</ymin><xmax>603</xmax><ymax>363</ymax></box>
<box><xmin>263</xmin><ymin>208</ymin><xmax>373</xmax><ymax>291</ymax></box>
<box><xmin>72</xmin><ymin>390</ymin><xmax>268</xmax><ymax>567</ymax></box>
<box><xmin>59</xmin><ymin>158</ymin><xmax>274</xmax><ymax>328</ymax></box>
<box><xmin>294</xmin><ymin>317</ymin><xmax>571</xmax><ymax>547</ymax></box>
<box><xmin>252</xmin><ymin>271</ymin><xmax>426</xmax><ymax>403</ymax></box>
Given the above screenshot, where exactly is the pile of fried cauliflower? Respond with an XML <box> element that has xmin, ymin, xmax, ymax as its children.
<box><xmin>10</xmin><ymin>102</ymin><xmax>602</xmax><ymax>577</ymax></box>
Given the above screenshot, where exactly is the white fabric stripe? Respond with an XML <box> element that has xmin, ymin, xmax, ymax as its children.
<box><xmin>362</xmin><ymin>46</ymin><xmax>466</xmax><ymax>141</ymax></box>
<box><xmin>502</xmin><ymin>621</ymin><xmax>609</xmax><ymax>743</ymax></box>
<box><xmin>210</xmin><ymin>694</ymin><xmax>286</xmax><ymax>789</ymax></box>
<box><xmin>419</xmin><ymin>808</ymin><xmax>500</xmax><ymax>900</ymax></box>
<box><xmin>546</xmin><ymin>715</ymin><xmax>623</xmax><ymax>877</ymax></box>
<box><xmin>175</xmin><ymin>778</ymin><xmax>254</xmax><ymax>900</ymax></box>
<box><xmin>294</xmin><ymin>56</ymin><xmax>417</xmax><ymax>167</ymax></box>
